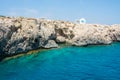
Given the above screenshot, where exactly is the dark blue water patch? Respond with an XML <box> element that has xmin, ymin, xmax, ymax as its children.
<box><xmin>0</xmin><ymin>43</ymin><xmax>120</xmax><ymax>80</ymax></box>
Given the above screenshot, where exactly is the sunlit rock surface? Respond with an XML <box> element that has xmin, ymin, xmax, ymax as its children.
<box><xmin>0</xmin><ymin>16</ymin><xmax>120</xmax><ymax>56</ymax></box>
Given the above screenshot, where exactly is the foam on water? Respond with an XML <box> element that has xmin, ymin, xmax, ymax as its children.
<box><xmin>0</xmin><ymin>43</ymin><xmax>120</xmax><ymax>80</ymax></box>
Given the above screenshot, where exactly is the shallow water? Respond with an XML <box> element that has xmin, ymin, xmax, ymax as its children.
<box><xmin>0</xmin><ymin>43</ymin><xmax>120</xmax><ymax>80</ymax></box>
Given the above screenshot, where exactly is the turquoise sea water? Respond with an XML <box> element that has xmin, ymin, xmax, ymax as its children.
<box><xmin>0</xmin><ymin>43</ymin><xmax>120</xmax><ymax>80</ymax></box>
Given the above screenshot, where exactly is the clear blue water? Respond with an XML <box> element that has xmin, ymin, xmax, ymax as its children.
<box><xmin>0</xmin><ymin>43</ymin><xmax>120</xmax><ymax>80</ymax></box>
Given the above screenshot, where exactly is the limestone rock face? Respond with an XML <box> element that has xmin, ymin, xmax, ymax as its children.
<box><xmin>71</xmin><ymin>24</ymin><xmax>113</xmax><ymax>46</ymax></box>
<box><xmin>0</xmin><ymin>24</ymin><xmax>15</xmax><ymax>56</ymax></box>
<box><xmin>0</xmin><ymin>16</ymin><xmax>120</xmax><ymax>57</ymax></box>
<box><xmin>56</xmin><ymin>36</ymin><xmax>66</xmax><ymax>43</ymax></box>
<box><xmin>110</xmin><ymin>25</ymin><xmax>120</xmax><ymax>41</ymax></box>
<box><xmin>44</xmin><ymin>40</ymin><xmax>58</xmax><ymax>48</ymax></box>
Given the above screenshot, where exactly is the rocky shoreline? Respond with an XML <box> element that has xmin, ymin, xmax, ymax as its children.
<box><xmin>0</xmin><ymin>16</ymin><xmax>120</xmax><ymax>59</ymax></box>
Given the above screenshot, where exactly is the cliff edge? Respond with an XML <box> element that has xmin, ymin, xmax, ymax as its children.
<box><xmin>0</xmin><ymin>16</ymin><xmax>120</xmax><ymax>57</ymax></box>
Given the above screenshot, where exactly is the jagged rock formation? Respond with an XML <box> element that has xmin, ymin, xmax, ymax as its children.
<box><xmin>0</xmin><ymin>16</ymin><xmax>120</xmax><ymax>57</ymax></box>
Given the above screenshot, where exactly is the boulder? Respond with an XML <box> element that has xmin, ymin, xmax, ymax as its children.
<box><xmin>44</xmin><ymin>40</ymin><xmax>58</xmax><ymax>48</ymax></box>
<box><xmin>56</xmin><ymin>36</ymin><xmax>66</xmax><ymax>43</ymax></box>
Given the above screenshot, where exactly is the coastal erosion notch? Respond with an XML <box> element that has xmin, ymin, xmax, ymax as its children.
<box><xmin>0</xmin><ymin>16</ymin><xmax>120</xmax><ymax>60</ymax></box>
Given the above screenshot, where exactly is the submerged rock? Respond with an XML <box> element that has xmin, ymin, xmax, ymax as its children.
<box><xmin>0</xmin><ymin>17</ymin><xmax>120</xmax><ymax>57</ymax></box>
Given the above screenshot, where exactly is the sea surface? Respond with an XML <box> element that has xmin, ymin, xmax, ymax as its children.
<box><xmin>0</xmin><ymin>43</ymin><xmax>120</xmax><ymax>80</ymax></box>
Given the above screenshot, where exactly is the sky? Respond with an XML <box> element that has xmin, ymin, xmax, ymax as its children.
<box><xmin>0</xmin><ymin>0</ymin><xmax>120</xmax><ymax>24</ymax></box>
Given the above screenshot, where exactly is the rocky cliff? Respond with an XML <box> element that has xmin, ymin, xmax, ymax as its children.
<box><xmin>0</xmin><ymin>16</ymin><xmax>120</xmax><ymax>58</ymax></box>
